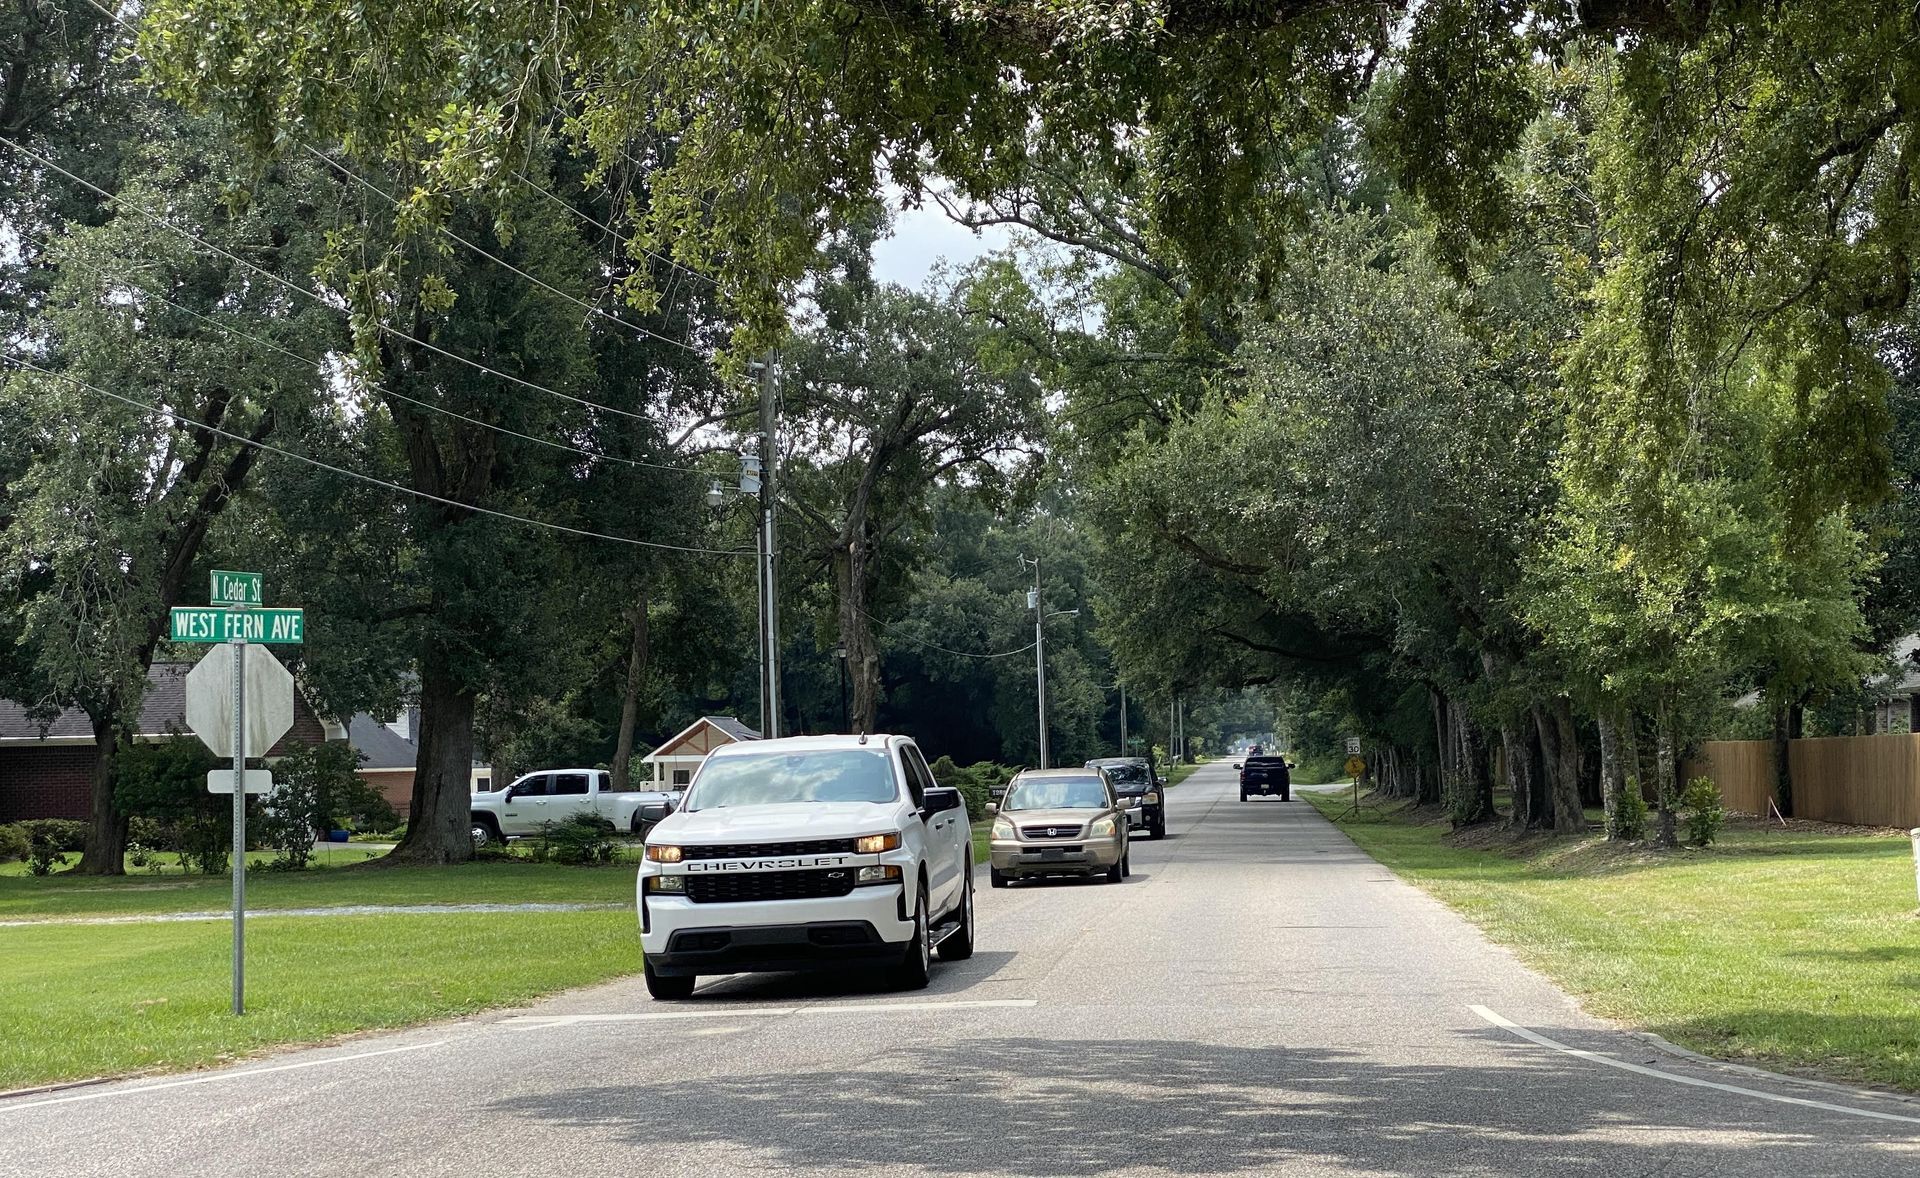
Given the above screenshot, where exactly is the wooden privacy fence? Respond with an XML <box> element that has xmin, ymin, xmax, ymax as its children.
<box><xmin>1688</xmin><ymin>735</ymin><xmax>1920</xmax><ymax>829</ymax></box>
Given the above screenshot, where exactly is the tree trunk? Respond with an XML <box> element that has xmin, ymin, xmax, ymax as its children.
<box><xmin>1505</xmin><ymin>721</ymin><xmax>1536</xmax><ymax>832</ymax></box>
<box><xmin>1548</xmin><ymin>697</ymin><xmax>1585</xmax><ymax>834</ymax></box>
<box><xmin>1652</xmin><ymin>707</ymin><xmax>1679</xmax><ymax>848</ymax></box>
<box><xmin>833</xmin><ymin>542</ymin><xmax>880</xmax><ymax>733</ymax></box>
<box><xmin>608</xmin><ymin>589</ymin><xmax>650</xmax><ymax>794</ymax></box>
<box><xmin>1450</xmin><ymin>704</ymin><xmax>1494</xmax><ymax>826</ymax></box>
<box><xmin>1597</xmin><ymin>709</ymin><xmax>1628</xmax><ymax>839</ymax></box>
<box><xmin>1770</xmin><ymin>696</ymin><xmax>1803</xmax><ymax>818</ymax></box>
<box><xmin>388</xmin><ymin>652</ymin><xmax>477</xmax><ymax>865</ymax></box>
<box><xmin>74</xmin><ymin>705</ymin><xmax>127</xmax><ymax>874</ymax></box>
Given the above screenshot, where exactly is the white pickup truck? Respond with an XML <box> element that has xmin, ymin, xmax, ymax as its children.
<box><xmin>470</xmin><ymin>768</ymin><xmax>679</xmax><ymax>846</ymax></box>
<box><xmin>636</xmin><ymin>733</ymin><xmax>974</xmax><ymax>1000</ymax></box>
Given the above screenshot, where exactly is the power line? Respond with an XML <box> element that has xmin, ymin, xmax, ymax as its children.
<box><xmin>70</xmin><ymin>0</ymin><xmax>707</xmax><ymax>350</ymax></box>
<box><xmin>2</xmin><ymin>352</ymin><xmax>759</xmax><ymax>558</ymax></box>
<box><xmin>301</xmin><ymin>144</ymin><xmax>700</xmax><ymax>355</ymax></box>
<box><xmin>0</xmin><ymin>136</ymin><xmax>665</xmax><ymax>426</ymax></box>
<box><xmin>50</xmin><ymin>250</ymin><xmax>721</xmax><ymax>479</ymax></box>
<box><xmin>509</xmin><ymin>166</ymin><xmax>713</xmax><ymax>288</ymax></box>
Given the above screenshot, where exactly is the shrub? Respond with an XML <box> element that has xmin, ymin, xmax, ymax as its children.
<box><xmin>114</xmin><ymin>739</ymin><xmax>227</xmax><ymax>872</ymax></box>
<box><xmin>0</xmin><ymin>823</ymin><xmax>27</xmax><ymax>864</ymax></box>
<box><xmin>255</xmin><ymin>742</ymin><xmax>394</xmax><ymax>870</ymax></box>
<box><xmin>1610</xmin><ymin>777</ymin><xmax>1649</xmax><ymax>841</ymax></box>
<box><xmin>540</xmin><ymin>813</ymin><xmax>618</xmax><ymax>865</ymax></box>
<box><xmin>20</xmin><ymin>820</ymin><xmax>82</xmax><ymax>875</ymax></box>
<box><xmin>1680</xmin><ymin>776</ymin><xmax>1726</xmax><ymax>847</ymax></box>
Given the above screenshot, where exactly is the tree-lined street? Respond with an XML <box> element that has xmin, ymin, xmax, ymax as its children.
<box><xmin>6</xmin><ymin>763</ymin><xmax>1915</xmax><ymax>1176</ymax></box>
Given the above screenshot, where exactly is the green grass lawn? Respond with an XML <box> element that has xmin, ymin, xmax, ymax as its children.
<box><xmin>0</xmin><ymin>908</ymin><xmax>639</xmax><ymax>1091</ymax></box>
<box><xmin>0</xmin><ymin>855</ymin><xmax>640</xmax><ymax>919</ymax></box>
<box><xmin>1305</xmin><ymin>792</ymin><xmax>1920</xmax><ymax>1091</ymax></box>
<box><xmin>1165</xmin><ymin>758</ymin><xmax>1206</xmax><ymax>788</ymax></box>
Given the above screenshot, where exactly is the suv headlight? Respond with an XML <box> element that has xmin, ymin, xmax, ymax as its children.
<box><xmin>1143</xmin><ymin>791</ymin><xmax>1161</xmax><ymax>804</ymax></box>
<box><xmin>645</xmin><ymin>844</ymin><xmax>683</xmax><ymax>863</ymax></box>
<box><xmin>991</xmin><ymin>817</ymin><xmax>1015</xmax><ymax>840</ymax></box>
<box><xmin>856</xmin><ymin>832</ymin><xmax>901</xmax><ymax>854</ymax></box>
<box><xmin>1089</xmin><ymin>816</ymin><xmax>1117</xmax><ymax>838</ymax></box>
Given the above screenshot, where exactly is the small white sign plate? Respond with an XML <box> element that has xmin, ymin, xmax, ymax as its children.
<box><xmin>207</xmin><ymin>769</ymin><xmax>274</xmax><ymax>795</ymax></box>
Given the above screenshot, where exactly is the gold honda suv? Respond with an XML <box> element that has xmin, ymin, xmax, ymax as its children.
<box><xmin>988</xmin><ymin>768</ymin><xmax>1130</xmax><ymax>887</ymax></box>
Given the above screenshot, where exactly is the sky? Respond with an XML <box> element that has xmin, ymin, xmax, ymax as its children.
<box><xmin>870</xmin><ymin>196</ymin><xmax>1015</xmax><ymax>290</ymax></box>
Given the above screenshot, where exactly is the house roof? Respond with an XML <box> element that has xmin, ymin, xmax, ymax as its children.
<box><xmin>642</xmin><ymin>715</ymin><xmax>760</xmax><ymax>763</ymax></box>
<box><xmin>705</xmin><ymin>715</ymin><xmax>761</xmax><ymax>742</ymax></box>
<box><xmin>348</xmin><ymin>713</ymin><xmax>419</xmax><ymax>770</ymax></box>
<box><xmin>0</xmin><ymin>664</ymin><xmax>194</xmax><ymax>742</ymax></box>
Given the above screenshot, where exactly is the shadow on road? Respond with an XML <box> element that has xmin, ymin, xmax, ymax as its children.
<box><xmin>688</xmin><ymin>950</ymin><xmax>1019</xmax><ymax>1003</ymax></box>
<box><xmin>493</xmin><ymin>1034</ymin><xmax>1919</xmax><ymax>1175</ymax></box>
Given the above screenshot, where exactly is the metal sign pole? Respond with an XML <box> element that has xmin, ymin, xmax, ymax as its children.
<box><xmin>231</xmin><ymin>632</ymin><xmax>247</xmax><ymax>1015</ymax></box>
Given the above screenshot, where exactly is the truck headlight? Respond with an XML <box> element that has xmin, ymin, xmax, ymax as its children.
<box><xmin>1143</xmin><ymin>792</ymin><xmax>1161</xmax><ymax>804</ymax></box>
<box><xmin>646</xmin><ymin>844</ymin><xmax>683</xmax><ymax>863</ymax></box>
<box><xmin>855</xmin><ymin>832</ymin><xmax>901</xmax><ymax>854</ymax></box>
<box><xmin>643</xmin><ymin>875</ymin><xmax>686</xmax><ymax>893</ymax></box>
<box><xmin>1089</xmin><ymin>816</ymin><xmax>1117</xmax><ymax>838</ymax></box>
<box><xmin>991</xmin><ymin>817</ymin><xmax>1015</xmax><ymax>840</ymax></box>
<box><xmin>856</xmin><ymin>865</ymin><xmax>903</xmax><ymax>886</ymax></box>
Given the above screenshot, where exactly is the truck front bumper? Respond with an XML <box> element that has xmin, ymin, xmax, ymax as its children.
<box><xmin>639</xmin><ymin>886</ymin><xmax>914</xmax><ymax>975</ymax></box>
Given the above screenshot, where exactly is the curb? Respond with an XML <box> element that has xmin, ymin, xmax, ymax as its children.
<box><xmin>1630</xmin><ymin>1030</ymin><xmax>1920</xmax><ymax>1109</ymax></box>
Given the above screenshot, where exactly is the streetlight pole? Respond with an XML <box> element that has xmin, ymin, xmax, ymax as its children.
<box><xmin>1026</xmin><ymin>556</ymin><xmax>1047</xmax><ymax>769</ymax></box>
<box><xmin>1119</xmin><ymin>682</ymin><xmax>1128</xmax><ymax>755</ymax></box>
<box><xmin>756</xmin><ymin>356</ymin><xmax>782</xmax><ymax>738</ymax></box>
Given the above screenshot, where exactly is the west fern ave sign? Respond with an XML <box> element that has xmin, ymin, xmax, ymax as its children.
<box><xmin>170</xmin><ymin>607</ymin><xmax>305</xmax><ymax>644</ymax></box>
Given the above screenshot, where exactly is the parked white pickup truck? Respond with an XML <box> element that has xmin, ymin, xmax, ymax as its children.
<box><xmin>470</xmin><ymin>769</ymin><xmax>679</xmax><ymax>846</ymax></box>
<box><xmin>636</xmin><ymin>733</ymin><xmax>974</xmax><ymax>1000</ymax></box>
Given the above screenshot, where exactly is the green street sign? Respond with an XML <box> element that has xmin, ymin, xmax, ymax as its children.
<box><xmin>170</xmin><ymin>607</ymin><xmax>305</xmax><ymax>644</ymax></box>
<box><xmin>210</xmin><ymin>570</ymin><xmax>263</xmax><ymax>606</ymax></box>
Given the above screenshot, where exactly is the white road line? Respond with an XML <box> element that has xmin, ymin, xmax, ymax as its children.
<box><xmin>0</xmin><ymin>1041</ymin><xmax>447</xmax><ymax>1115</ymax></box>
<box><xmin>1469</xmin><ymin>1006</ymin><xmax>1920</xmax><ymax>1128</ymax></box>
<box><xmin>502</xmin><ymin>998</ymin><xmax>1039</xmax><ymax>1028</ymax></box>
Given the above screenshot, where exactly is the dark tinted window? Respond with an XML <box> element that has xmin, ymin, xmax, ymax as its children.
<box><xmin>513</xmin><ymin>775</ymin><xmax>550</xmax><ymax>798</ymax></box>
<box><xmin>552</xmin><ymin>773</ymin><xmax>590</xmax><ymax>796</ymax></box>
<box><xmin>902</xmin><ymin>746</ymin><xmax>933</xmax><ymax>808</ymax></box>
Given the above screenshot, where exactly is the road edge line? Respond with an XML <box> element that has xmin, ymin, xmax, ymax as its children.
<box><xmin>0</xmin><ymin>1040</ymin><xmax>447</xmax><ymax>1115</ymax></box>
<box><xmin>1468</xmin><ymin>1005</ymin><xmax>1920</xmax><ymax>1128</ymax></box>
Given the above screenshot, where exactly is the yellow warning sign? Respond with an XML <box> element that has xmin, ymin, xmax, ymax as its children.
<box><xmin>1344</xmin><ymin>755</ymin><xmax>1367</xmax><ymax>778</ymax></box>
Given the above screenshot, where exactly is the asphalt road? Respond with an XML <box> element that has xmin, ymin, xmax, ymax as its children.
<box><xmin>6</xmin><ymin>761</ymin><xmax>1919</xmax><ymax>1176</ymax></box>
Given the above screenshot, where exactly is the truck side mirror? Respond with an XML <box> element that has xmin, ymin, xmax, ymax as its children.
<box><xmin>1231</xmin><ymin>763</ymin><xmax>1242</xmax><ymax>771</ymax></box>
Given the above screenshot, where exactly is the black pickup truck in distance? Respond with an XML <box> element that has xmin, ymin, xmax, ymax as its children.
<box><xmin>1238</xmin><ymin>757</ymin><xmax>1291</xmax><ymax>802</ymax></box>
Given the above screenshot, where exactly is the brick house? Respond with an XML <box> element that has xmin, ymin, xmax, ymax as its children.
<box><xmin>0</xmin><ymin>663</ymin><xmax>336</xmax><ymax>823</ymax></box>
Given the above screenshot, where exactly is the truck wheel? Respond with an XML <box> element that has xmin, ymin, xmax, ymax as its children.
<box><xmin>989</xmin><ymin>866</ymin><xmax>1010</xmax><ymax>889</ymax></box>
<box><xmin>644</xmin><ymin>960</ymin><xmax>695</xmax><ymax>1001</ymax></box>
<box><xmin>893</xmin><ymin>883</ymin><xmax>932</xmax><ymax>990</ymax></box>
<box><xmin>1150</xmin><ymin>818</ymin><xmax>1166</xmax><ymax>840</ymax></box>
<box><xmin>470</xmin><ymin>817</ymin><xmax>500</xmax><ymax>849</ymax></box>
<box><xmin>1239</xmin><ymin>790</ymin><xmax>1249</xmax><ymax>802</ymax></box>
<box><xmin>938</xmin><ymin>871</ymin><xmax>975</xmax><ymax>961</ymax></box>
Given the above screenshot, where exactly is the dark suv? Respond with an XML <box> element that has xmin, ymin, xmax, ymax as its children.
<box><xmin>1085</xmin><ymin>756</ymin><xmax>1166</xmax><ymax>839</ymax></box>
<box><xmin>1237</xmin><ymin>755</ymin><xmax>1291</xmax><ymax>802</ymax></box>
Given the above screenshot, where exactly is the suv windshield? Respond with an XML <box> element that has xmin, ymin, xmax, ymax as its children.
<box><xmin>1003</xmin><ymin>775</ymin><xmax>1108</xmax><ymax>810</ymax></box>
<box><xmin>686</xmin><ymin>749</ymin><xmax>898</xmax><ymax>809</ymax></box>
<box><xmin>1094</xmin><ymin>763</ymin><xmax>1149</xmax><ymax>786</ymax></box>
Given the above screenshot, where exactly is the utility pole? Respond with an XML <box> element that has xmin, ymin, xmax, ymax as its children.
<box><xmin>757</xmin><ymin>355</ymin><xmax>782</xmax><ymax>738</ymax></box>
<box><xmin>1026</xmin><ymin>556</ymin><xmax>1048</xmax><ymax>768</ymax></box>
<box><xmin>1119</xmin><ymin>683</ymin><xmax>1128</xmax><ymax>755</ymax></box>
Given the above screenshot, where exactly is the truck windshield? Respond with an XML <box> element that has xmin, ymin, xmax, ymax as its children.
<box><xmin>1096</xmin><ymin>764</ymin><xmax>1148</xmax><ymax>785</ymax></box>
<box><xmin>685</xmin><ymin>749</ymin><xmax>898</xmax><ymax>809</ymax></box>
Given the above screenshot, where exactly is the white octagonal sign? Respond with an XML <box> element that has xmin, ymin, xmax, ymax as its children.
<box><xmin>185</xmin><ymin>645</ymin><xmax>296</xmax><ymax>757</ymax></box>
